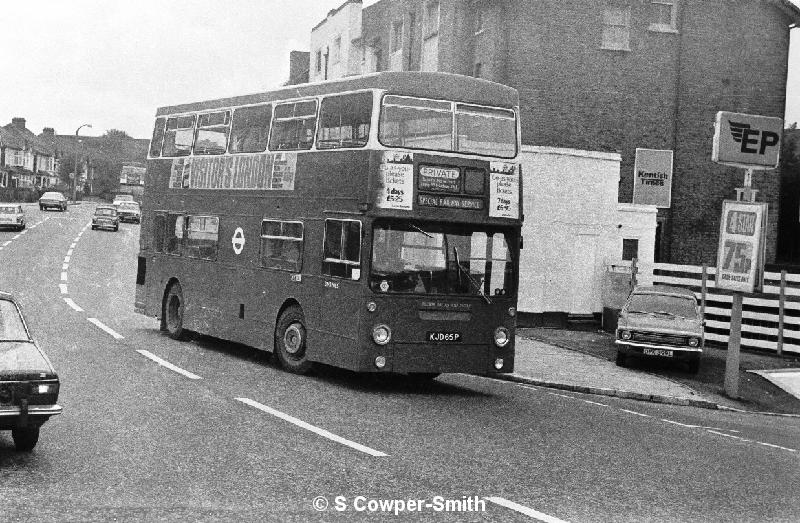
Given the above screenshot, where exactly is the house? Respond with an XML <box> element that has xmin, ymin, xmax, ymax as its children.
<box><xmin>309</xmin><ymin>0</ymin><xmax>364</xmax><ymax>83</ymax></box>
<box><xmin>295</xmin><ymin>0</ymin><xmax>800</xmax><ymax>268</ymax></box>
<box><xmin>0</xmin><ymin>118</ymin><xmax>58</xmax><ymax>189</ymax></box>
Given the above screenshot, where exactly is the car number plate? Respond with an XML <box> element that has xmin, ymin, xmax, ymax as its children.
<box><xmin>643</xmin><ymin>348</ymin><xmax>673</xmax><ymax>357</ymax></box>
<box><xmin>427</xmin><ymin>331</ymin><xmax>462</xmax><ymax>343</ymax></box>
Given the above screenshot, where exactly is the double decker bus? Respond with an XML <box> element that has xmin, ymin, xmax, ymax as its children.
<box><xmin>135</xmin><ymin>71</ymin><xmax>522</xmax><ymax>377</ymax></box>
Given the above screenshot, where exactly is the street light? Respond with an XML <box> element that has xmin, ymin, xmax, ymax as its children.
<box><xmin>73</xmin><ymin>124</ymin><xmax>92</xmax><ymax>203</ymax></box>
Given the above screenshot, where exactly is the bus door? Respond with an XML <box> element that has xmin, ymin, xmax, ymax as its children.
<box><xmin>314</xmin><ymin>218</ymin><xmax>364</xmax><ymax>366</ymax></box>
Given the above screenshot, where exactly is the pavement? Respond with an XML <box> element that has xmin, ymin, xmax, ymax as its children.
<box><xmin>498</xmin><ymin>328</ymin><xmax>800</xmax><ymax>415</ymax></box>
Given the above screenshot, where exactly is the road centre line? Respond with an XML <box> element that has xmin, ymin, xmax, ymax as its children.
<box><xmin>60</xmin><ymin>272</ymin><xmax>67</xmax><ymax>281</ymax></box>
<box><xmin>235</xmin><ymin>397</ymin><xmax>388</xmax><ymax>457</ymax></box>
<box><xmin>67</xmin><ymin>249</ymin><xmax>73</xmax><ymax>256</ymax></box>
<box><xmin>59</xmin><ymin>284</ymin><xmax>68</xmax><ymax>294</ymax></box>
<box><xmin>88</xmin><ymin>318</ymin><xmax>124</xmax><ymax>339</ymax></box>
<box><xmin>485</xmin><ymin>497</ymin><xmax>570</xmax><ymax>523</ymax></box>
<box><xmin>582</xmin><ymin>399</ymin><xmax>608</xmax><ymax>407</ymax></box>
<box><xmin>2</xmin><ymin>241</ymin><xmax>10</xmax><ymax>246</ymax></box>
<box><xmin>12</xmin><ymin>234</ymin><xmax>20</xmax><ymax>240</ymax></box>
<box><xmin>63</xmin><ymin>298</ymin><xmax>83</xmax><ymax>312</ymax></box>
<box><xmin>62</xmin><ymin>263</ymin><xmax>69</xmax><ymax>271</ymax></box>
<box><xmin>69</xmin><ymin>242</ymin><xmax>77</xmax><ymax>249</ymax></box>
<box><xmin>64</xmin><ymin>255</ymin><xmax>70</xmax><ymax>263</ymax></box>
<box><xmin>621</xmin><ymin>409</ymin><xmax>652</xmax><ymax>418</ymax></box>
<box><xmin>137</xmin><ymin>350</ymin><xmax>201</xmax><ymax>380</ymax></box>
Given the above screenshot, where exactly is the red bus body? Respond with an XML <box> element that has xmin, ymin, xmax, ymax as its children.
<box><xmin>135</xmin><ymin>72</ymin><xmax>522</xmax><ymax>375</ymax></box>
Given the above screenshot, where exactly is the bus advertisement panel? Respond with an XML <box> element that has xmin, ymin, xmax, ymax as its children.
<box><xmin>135</xmin><ymin>72</ymin><xmax>522</xmax><ymax>379</ymax></box>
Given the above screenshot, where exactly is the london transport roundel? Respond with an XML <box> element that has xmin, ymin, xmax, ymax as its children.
<box><xmin>232</xmin><ymin>227</ymin><xmax>245</xmax><ymax>255</ymax></box>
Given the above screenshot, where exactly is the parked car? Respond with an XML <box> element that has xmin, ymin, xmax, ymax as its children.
<box><xmin>0</xmin><ymin>292</ymin><xmax>62</xmax><ymax>451</ymax></box>
<box><xmin>39</xmin><ymin>191</ymin><xmax>67</xmax><ymax>212</ymax></box>
<box><xmin>0</xmin><ymin>204</ymin><xmax>25</xmax><ymax>231</ymax></box>
<box><xmin>615</xmin><ymin>285</ymin><xmax>704</xmax><ymax>373</ymax></box>
<box><xmin>92</xmin><ymin>205</ymin><xmax>119</xmax><ymax>231</ymax></box>
<box><xmin>112</xmin><ymin>194</ymin><xmax>135</xmax><ymax>208</ymax></box>
<box><xmin>117</xmin><ymin>201</ymin><xmax>141</xmax><ymax>223</ymax></box>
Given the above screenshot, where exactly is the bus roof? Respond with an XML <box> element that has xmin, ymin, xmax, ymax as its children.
<box><xmin>155</xmin><ymin>72</ymin><xmax>520</xmax><ymax>117</ymax></box>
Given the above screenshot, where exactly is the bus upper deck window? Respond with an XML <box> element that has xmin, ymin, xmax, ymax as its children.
<box><xmin>269</xmin><ymin>100</ymin><xmax>317</xmax><ymax>151</ymax></box>
<box><xmin>455</xmin><ymin>104</ymin><xmax>516</xmax><ymax>158</ymax></box>
<box><xmin>379</xmin><ymin>95</ymin><xmax>453</xmax><ymax>151</ymax></box>
<box><xmin>162</xmin><ymin>115</ymin><xmax>196</xmax><ymax>157</ymax></box>
<box><xmin>149</xmin><ymin>117</ymin><xmax>166</xmax><ymax>158</ymax></box>
<box><xmin>317</xmin><ymin>92</ymin><xmax>372</xmax><ymax>149</ymax></box>
<box><xmin>230</xmin><ymin>105</ymin><xmax>272</xmax><ymax>153</ymax></box>
<box><xmin>194</xmin><ymin>111</ymin><xmax>230</xmax><ymax>155</ymax></box>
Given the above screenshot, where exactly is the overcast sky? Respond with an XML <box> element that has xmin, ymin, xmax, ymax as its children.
<box><xmin>0</xmin><ymin>0</ymin><xmax>798</xmax><ymax>139</ymax></box>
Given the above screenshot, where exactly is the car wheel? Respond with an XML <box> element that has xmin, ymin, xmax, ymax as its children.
<box><xmin>163</xmin><ymin>283</ymin><xmax>187</xmax><ymax>340</ymax></box>
<box><xmin>91</xmin><ymin>225</ymin><xmax>96</xmax><ymax>230</ymax></box>
<box><xmin>274</xmin><ymin>305</ymin><xmax>312</xmax><ymax>374</ymax></box>
<box><xmin>39</xmin><ymin>205</ymin><xmax>44</xmax><ymax>211</ymax></box>
<box><xmin>12</xmin><ymin>426</ymin><xmax>40</xmax><ymax>452</ymax></box>
<box><xmin>113</xmin><ymin>225</ymin><xmax>119</xmax><ymax>232</ymax></box>
<box><xmin>615</xmin><ymin>351</ymin><xmax>627</xmax><ymax>367</ymax></box>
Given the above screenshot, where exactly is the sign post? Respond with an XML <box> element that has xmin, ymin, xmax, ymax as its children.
<box><xmin>712</xmin><ymin>111</ymin><xmax>780</xmax><ymax>398</ymax></box>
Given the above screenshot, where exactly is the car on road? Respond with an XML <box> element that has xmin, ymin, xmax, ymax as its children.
<box><xmin>117</xmin><ymin>201</ymin><xmax>141</xmax><ymax>224</ymax></box>
<box><xmin>0</xmin><ymin>292</ymin><xmax>62</xmax><ymax>451</ymax></box>
<box><xmin>0</xmin><ymin>204</ymin><xmax>25</xmax><ymax>231</ymax></box>
<box><xmin>615</xmin><ymin>285</ymin><xmax>704</xmax><ymax>373</ymax></box>
<box><xmin>92</xmin><ymin>205</ymin><xmax>120</xmax><ymax>231</ymax></box>
<box><xmin>38</xmin><ymin>191</ymin><xmax>68</xmax><ymax>212</ymax></box>
<box><xmin>112</xmin><ymin>194</ymin><xmax>135</xmax><ymax>208</ymax></box>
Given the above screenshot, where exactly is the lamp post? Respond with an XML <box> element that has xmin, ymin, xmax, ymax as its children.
<box><xmin>73</xmin><ymin>124</ymin><xmax>92</xmax><ymax>203</ymax></box>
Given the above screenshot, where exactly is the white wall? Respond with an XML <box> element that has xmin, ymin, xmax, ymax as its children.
<box><xmin>309</xmin><ymin>2</ymin><xmax>363</xmax><ymax>82</ymax></box>
<box><xmin>518</xmin><ymin>146</ymin><xmax>657</xmax><ymax>316</ymax></box>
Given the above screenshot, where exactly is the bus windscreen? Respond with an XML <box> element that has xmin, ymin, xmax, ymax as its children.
<box><xmin>370</xmin><ymin>221</ymin><xmax>515</xmax><ymax>297</ymax></box>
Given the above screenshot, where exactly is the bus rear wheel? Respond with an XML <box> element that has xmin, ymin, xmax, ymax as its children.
<box><xmin>275</xmin><ymin>306</ymin><xmax>312</xmax><ymax>374</ymax></box>
<box><xmin>163</xmin><ymin>283</ymin><xmax>187</xmax><ymax>340</ymax></box>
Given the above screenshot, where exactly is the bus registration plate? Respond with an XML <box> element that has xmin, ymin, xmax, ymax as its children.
<box><xmin>427</xmin><ymin>332</ymin><xmax>462</xmax><ymax>343</ymax></box>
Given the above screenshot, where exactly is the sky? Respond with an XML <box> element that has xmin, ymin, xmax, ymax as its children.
<box><xmin>0</xmin><ymin>0</ymin><xmax>798</xmax><ymax>140</ymax></box>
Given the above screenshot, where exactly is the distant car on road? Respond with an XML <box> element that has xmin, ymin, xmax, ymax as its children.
<box><xmin>39</xmin><ymin>191</ymin><xmax>67</xmax><ymax>212</ymax></box>
<box><xmin>0</xmin><ymin>292</ymin><xmax>62</xmax><ymax>451</ymax></box>
<box><xmin>615</xmin><ymin>285</ymin><xmax>704</xmax><ymax>373</ymax></box>
<box><xmin>117</xmin><ymin>201</ymin><xmax>141</xmax><ymax>224</ymax></box>
<box><xmin>92</xmin><ymin>205</ymin><xmax>119</xmax><ymax>232</ymax></box>
<box><xmin>0</xmin><ymin>204</ymin><xmax>25</xmax><ymax>231</ymax></box>
<box><xmin>112</xmin><ymin>194</ymin><xmax>135</xmax><ymax>208</ymax></box>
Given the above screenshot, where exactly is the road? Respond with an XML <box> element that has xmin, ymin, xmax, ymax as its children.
<box><xmin>1</xmin><ymin>202</ymin><xmax>799</xmax><ymax>522</ymax></box>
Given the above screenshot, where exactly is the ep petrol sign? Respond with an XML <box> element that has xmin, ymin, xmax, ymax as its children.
<box><xmin>712</xmin><ymin>111</ymin><xmax>782</xmax><ymax>169</ymax></box>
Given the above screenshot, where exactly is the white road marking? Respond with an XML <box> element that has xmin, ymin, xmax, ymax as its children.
<box><xmin>2</xmin><ymin>241</ymin><xmax>10</xmax><ymax>246</ymax></box>
<box><xmin>67</xmin><ymin>249</ymin><xmax>74</xmax><ymax>256</ymax></box>
<box><xmin>235</xmin><ymin>397</ymin><xmax>388</xmax><ymax>457</ymax></box>
<box><xmin>62</xmin><ymin>263</ymin><xmax>69</xmax><ymax>271</ymax></box>
<box><xmin>663</xmin><ymin>419</ymin><xmax>697</xmax><ymax>428</ymax></box>
<box><xmin>59</xmin><ymin>284</ymin><xmax>68</xmax><ymax>294</ymax></box>
<box><xmin>621</xmin><ymin>409</ymin><xmax>652</xmax><ymax>418</ymax></box>
<box><xmin>136</xmin><ymin>350</ymin><xmax>201</xmax><ymax>379</ymax></box>
<box><xmin>69</xmin><ymin>243</ymin><xmax>76</xmax><ymax>249</ymax></box>
<box><xmin>64</xmin><ymin>255</ymin><xmax>70</xmax><ymax>263</ymax></box>
<box><xmin>87</xmin><ymin>318</ymin><xmax>124</xmax><ymax>339</ymax></box>
<box><xmin>60</xmin><ymin>272</ymin><xmax>68</xmax><ymax>281</ymax></box>
<box><xmin>63</xmin><ymin>298</ymin><xmax>83</xmax><ymax>312</ymax></box>
<box><xmin>12</xmin><ymin>234</ymin><xmax>20</xmax><ymax>240</ymax></box>
<box><xmin>756</xmin><ymin>441</ymin><xmax>797</xmax><ymax>452</ymax></box>
<box><xmin>485</xmin><ymin>497</ymin><xmax>570</xmax><ymax>523</ymax></box>
<box><xmin>546</xmin><ymin>392</ymin><xmax>573</xmax><ymax>399</ymax></box>
<box><xmin>582</xmin><ymin>399</ymin><xmax>608</xmax><ymax>407</ymax></box>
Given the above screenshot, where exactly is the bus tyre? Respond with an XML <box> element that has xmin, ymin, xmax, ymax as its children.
<box><xmin>12</xmin><ymin>426</ymin><xmax>40</xmax><ymax>452</ymax></box>
<box><xmin>163</xmin><ymin>284</ymin><xmax>187</xmax><ymax>340</ymax></box>
<box><xmin>275</xmin><ymin>306</ymin><xmax>312</xmax><ymax>374</ymax></box>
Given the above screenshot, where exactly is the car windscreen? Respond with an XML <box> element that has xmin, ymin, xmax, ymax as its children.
<box><xmin>0</xmin><ymin>206</ymin><xmax>17</xmax><ymax>213</ymax></box>
<box><xmin>41</xmin><ymin>193</ymin><xmax>63</xmax><ymax>199</ymax></box>
<box><xmin>627</xmin><ymin>293</ymin><xmax>697</xmax><ymax>318</ymax></box>
<box><xmin>119</xmin><ymin>203</ymin><xmax>139</xmax><ymax>210</ymax></box>
<box><xmin>95</xmin><ymin>208</ymin><xmax>117</xmax><ymax>216</ymax></box>
<box><xmin>0</xmin><ymin>300</ymin><xmax>29</xmax><ymax>341</ymax></box>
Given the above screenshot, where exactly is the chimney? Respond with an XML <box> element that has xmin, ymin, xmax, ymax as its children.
<box><xmin>42</xmin><ymin>127</ymin><xmax>55</xmax><ymax>137</ymax></box>
<box><xmin>11</xmin><ymin>117</ymin><xmax>26</xmax><ymax>130</ymax></box>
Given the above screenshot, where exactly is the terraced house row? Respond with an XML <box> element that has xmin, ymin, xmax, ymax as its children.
<box><xmin>0</xmin><ymin>118</ymin><xmax>59</xmax><ymax>190</ymax></box>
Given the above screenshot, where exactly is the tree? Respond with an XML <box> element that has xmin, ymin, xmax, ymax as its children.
<box><xmin>103</xmin><ymin>129</ymin><xmax>131</xmax><ymax>140</ymax></box>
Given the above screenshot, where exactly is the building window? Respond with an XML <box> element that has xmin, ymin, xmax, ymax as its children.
<box><xmin>323</xmin><ymin>219</ymin><xmax>362</xmax><ymax>279</ymax></box>
<box><xmin>315</xmin><ymin>49</ymin><xmax>322</xmax><ymax>73</ymax></box>
<box><xmin>473</xmin><ymin>62</ymin><xmax>483</xmax><ymax>78</ymax></box>
<box><xmin>649</xmin><ymin>0</ymin><xmax>678</xmax><ymax>32</ymax></box>
<box><xmin>391</xmin><ymin>20</ymin><xmax>404</xmax><ymax>54</ymax></box>
<box><xmin>622</xmin><ymin>238</ymin><xmax>639</xmax><ymax>261</ymax></box>
<box><xmin>260</xmin><ymin>219</ymin><xmax>304</xmax><ymax>272</ymax></box>
<box><xmin>601</xmin><ymin>7</ymin><xmax>631</xmax><ymax>51</ymax></box>
<box><xmin>423</xmin><ymin>1</ymin><xmax>440</xmax><ymax>38</ymax></box>
<box><xmin>332</xmin><ymin>36</ymin><xmax>342</xmax><ymax>64</ymax></box>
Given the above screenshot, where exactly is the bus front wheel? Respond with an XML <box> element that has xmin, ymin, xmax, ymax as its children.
<box><xmin>163</xmin><ymin>284</ymin><xmax>187</xmax><ymax>340</ymax></box>
<box><xmin>275</xmin><ymin>306</ymin><xmax>312</xmax><ymax>374</ymax></box>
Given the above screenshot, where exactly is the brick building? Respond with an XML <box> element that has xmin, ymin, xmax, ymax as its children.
<box><xmin>299</xmin><ymin>0</ymin><xmax>800</xmax><ymax>266</ymax></box>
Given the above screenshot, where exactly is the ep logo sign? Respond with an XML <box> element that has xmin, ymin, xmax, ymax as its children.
<box><xmin>712</xmin><ymin>111</ymin><xmax>783</xmax><ymax>169</ymax></box>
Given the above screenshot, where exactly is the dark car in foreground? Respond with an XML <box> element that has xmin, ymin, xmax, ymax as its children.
<box><xmin>92</xmin><ymin>205</ymin><xmax>119</xmax><ymax>231</ymax></box>
<box><xmin>0</xmin><ymin>204</ymin><xmax>26</xmax><ymax>231</ymax></box>
<box><xmin>38</xmin><ymin>191</ymin><xmax>68</xmax><ymax>211</ymax></box>
<box><xmin>615</xmin><ymin>285</ymin><xmax>704</xmax><ymax>373</ymax></box>
<box><xmin>0</xmin><ymin>292</ymin><xmax>61</xmax><ymax>451</ymax></box>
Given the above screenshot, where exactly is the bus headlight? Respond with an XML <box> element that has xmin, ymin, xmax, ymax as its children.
<box><xmin>372</xmin><ymin>324</ymin><xmax>391</xmax><ymax>345</ymax></box>
<box><xmin>494</xmin><ymin>326</ymin><xmax>510</xmax><ymax>347</ymax></box>
<box><xmin>620</xmin><ymin>330</ymin><xmax>632</xmax><ymax>340</ymax></box>
<box><xmin>688</xmin><ymin>337</ymin><xmax>700</xmax><ymax>347</ymax></box>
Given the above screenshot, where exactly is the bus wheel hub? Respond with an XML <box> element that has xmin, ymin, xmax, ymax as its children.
<box><xmin>284</xmin><ymin>324</ymin><xmax>303</xmax><ymax>355</ymax></box>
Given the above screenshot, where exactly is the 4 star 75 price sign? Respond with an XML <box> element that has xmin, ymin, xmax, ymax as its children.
<box><xmin>715</xmin><ymin>200</ymin><xmax>767</xmax><ymax>293</ymax></box>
